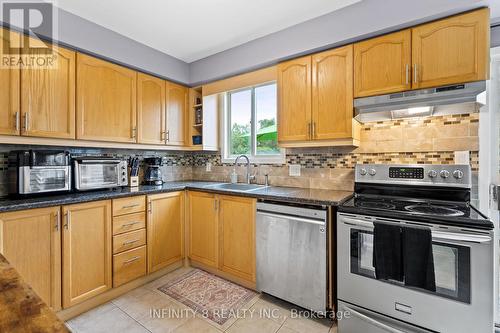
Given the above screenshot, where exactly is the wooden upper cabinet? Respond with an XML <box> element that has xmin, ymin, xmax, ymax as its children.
<box><xmin>166</xmin><ymin>82</ymin><xmax>188</xmax><ymax>146</ymax></box>
<box><xmin>219</xmin><ymin>195</ymin><xmax>256</xmax><ymax>283</ymax></box>
<box><xmin>76</xmin><ymin>53</ymin><xmax>137</xmax><ymax>143</ymax></box>
<box><xmin>278</xmin><ymin>56</ymin><xmax>312</xmax><ymax>142</ymax></box>
<box><xmin>62</xmin><ymin>200</ymin><xmax>112</xmax><ymax>308</ymax></box>
<box><xmin>188</xmin><ymin>191</ymin><xmax>218</xmax><ymax>268</ymax></box>
<box><xmin>137</xmin><ymin>73</ymin><xmax>165</xmax><ymax>144</ymax></box>
<box><xmin>21</xmin><ymin>40</ymin><xmax>75</xmax><ymax>139</ymax></box>
<box><xmin>147</xmin><ymin>192</ymin><xmax>184</xmax><ymax>273</ymax></box>
<box><xmin>0</xmin><ymin>207</ymin><xmax>61</xmax><ymax>311</ymax></box>
<box><xmin>312</xmin><ymin>45</ymin><xmax>354</xmax><ymax>140</ymax></box>
<box><xmin>354</xmin><ymin>29</ymin><xmax>411</xmax><ymax>97</ymax></box>
<box><xmin>412</xmin><ymin>8</ymin><xmax>489</xmax><ymax>89</ymax></box>
<box><xmin>0</xmin><ymin>28</ymin><xmax>20</xmax><ymax>136</ymax></box>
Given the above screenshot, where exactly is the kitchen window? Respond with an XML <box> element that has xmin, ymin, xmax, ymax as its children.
<box><xmin>222</xmin><ymin>82</ymin><xmax>284</xmax><ymax>164</ymax></box>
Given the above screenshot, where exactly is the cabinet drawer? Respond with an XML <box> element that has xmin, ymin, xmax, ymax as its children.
<box><xmin>113</xmin><ymin>212</ymin><xmax>146</xmax><ymax>235</ymax></box>
<box><xmin>113</xmin><ymin>228</ymin><xmax>146</xmax><ymax>254</ymax></box>
<box><xmin>113</xmin><ymin>246</ymin><xmax>146</xmax><ymax>287</ymax></box>
<box><xmin>113</xmin><ymin>196</ymin><xmax>145</xmax><ymax>216</ymax></box>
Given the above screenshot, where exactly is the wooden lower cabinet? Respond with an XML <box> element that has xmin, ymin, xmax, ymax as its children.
<box><xmin>0</xmin><ymin>207</ymin><xmax>62</xmax><ymax>310</ymax></box>
<box><xmin>147</xmin><ymin>192</ymin><xmax>184</xmax><ymax>273</ymax></box>
<box><xmin>113</xmin><ymin>246</ymin><xmax>147</xmax><ymax>287</ymax></box>
<box><xmin>188</xmin><ymin>191</ymin><xmax>219</xmax><ymax>268</ymax></box>
<box><xmin>62</xmin><ymin>200</ymin><xmax>112</xmax><ymax>308</ymax></box>
<box><xmin>219</xmin><ymin>195</ymin><xmax>256</xmax><ymax>282</ymax></box>
<box><xmin>188</xmin><ymin>192</ymin><xmax>256</xmax><ymax>284</ymax></box>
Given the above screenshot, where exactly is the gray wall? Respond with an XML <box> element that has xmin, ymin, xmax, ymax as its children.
<box><xmin>492</xmin><ymin>25</ymin><xmax>500</xmax><ymax>48</ymax></box>
<box><xmin>189</xmin><ymin>0</ymin><xmax>489</xmax><ymax>85</ymax></box>
<box><xmin>1</xmin><ymin>7</ymin><xmax>190</xmax><ymax>84</ymax></box>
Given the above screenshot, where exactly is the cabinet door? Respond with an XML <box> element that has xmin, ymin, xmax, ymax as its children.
<box><xmin>137</xmin><ymin>73</ymin><xmax>165</xmax><ymax>144</ymax></box>
<box><xmin>147</xmin><ymin>192</ymin><xmax>184</xmax><ymax>273</ymax></box>
<box><xmin>278</xmin><ymin>56</ymin><xmax>312</xmax><ymax>142</ymax></box>
<box><xmin>21</xmin><ymin>41</ymin><xmax>75</xmax><ymax>139</ymax></box>
<box><xmin>412</xmin><ymin>8</ymin><xmax>489</xmax><ymax>89</ymax></box>
<box><xmin>0</xmin><ymin>207</ymin><xmax>61</xmax><ymax>310</ymax></box>
<box><xmin>0</xmin><ymin>28</ymin><xmax>20</xmax><ymax>136</ymax></box>
<box><xmin>219</xmin><ymin>195</ymin><xmax>256</xmax><ymax>283</ymax></box>
<box><xmin>354</xmin><ymin>30</ymin><xmax>411</xmax><ymax>97</ymax></box>
<box><xmin>188</xmin><ymin>191</ymin><xmax>218</xmax><ymax>267</ymax></box>
<box><xmin>312</xmin><ymin>45</ymin><xmax>354</xmax><ymax>140</ymax></box>
<box><xmin>166</xmin><ymin>82</ymin><xmax>188</xmax><ymax>146</ymax></box>
<box><xmin>62</xmin><ymin>200</ymin><xmax>112</xmax><ymax>308</ymax></box>
<box><xmin>76</xmin><ymin>53</ymin><xmax>137</xmax><ymax>143</ymax></box>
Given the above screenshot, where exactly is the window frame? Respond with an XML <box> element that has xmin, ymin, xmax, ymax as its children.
<box><xmin>222</xmin><ymin>81</ymin><xmax>284</xmax><ymax>164</ymax></box>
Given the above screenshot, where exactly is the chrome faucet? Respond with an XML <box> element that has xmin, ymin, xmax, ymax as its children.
<box><xmin>234</xmin><ymin>155</ymin><xmax>255</xmax><ymax>184</ymax></box>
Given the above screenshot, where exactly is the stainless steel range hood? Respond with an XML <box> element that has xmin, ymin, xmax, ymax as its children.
<box><xmin>354</xmin><ymin>81</ymin><xmax>486</xmax><ymax>123</ymax></box>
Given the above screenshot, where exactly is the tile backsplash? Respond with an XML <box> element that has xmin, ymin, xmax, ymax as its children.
<box><xmin>0</xmin><ymin>112</ymin><xmax>480</xmax><ymax>198</ymax></box>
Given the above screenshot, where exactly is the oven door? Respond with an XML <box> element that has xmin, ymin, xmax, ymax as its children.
<box><xmin>74</xmin><ymin>160</ymin><xmax>121</xmax><ymax>190</ymax></box>
<box><xmin>337</xmin><ymin>213</ymin><xmax>494</xmax><ymax>333</ymax></box>
<box><xmin>20</xmin><ymin>166</ymin><xmax>70</xmax><ymax>194</ymax></box>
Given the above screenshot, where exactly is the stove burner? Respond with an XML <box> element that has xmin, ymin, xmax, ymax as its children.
<box><xmin>357</xmin><ymin>201</ymin><xmax>396</xmax><ymax>210</ymax></box>
<box><xmin>404</xmin><ymin>204</ymin><xmax>465</xmax><ymax>217</ymax></box>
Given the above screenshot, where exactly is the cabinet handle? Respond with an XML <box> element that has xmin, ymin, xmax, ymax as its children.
<box><xmin>54</xmin><ymin>211</ymin><xmax>60</xmax><ymax>231</ymax></box>
<box><xmin>132</xmin><ymin>127</ymin><xmax>137</xmax><ymax>139</ymax></box>
<box><xmin>308</xmin><ymin>123</ymin><xmax>312</xmax><ymax>139</ymax></box>
<box><xmin>123</xmin><ymin>256</ymin><xmax>141</xmax><ymax>265</ymax></box>
<box><xmin>413</xmin><ymin>64</ymin><xmax>418</xmax><ymax>84</ymax></box>
<box><xmin>122</xmin><ymin>239</ymin><xmax>140</xmax><ymax>246</ymax></box>
<box><xmin>64</xmin><ymin>212</ymin><xmax>70</xmax><ymax>229</ymax></box>
<box><xmin>14</xmin><ymin>112</ymin><xmax>19</xmax><ymax>132</ymax></box>
<box><xmin>405</xmin><ymin>64</ymin><xmax>409</xmax><ymax>85</ymax></box>
<box><xmin>148</xmin><ymin>201</ymin><xmax>152</xmax><ymax>213</ymax></box>
<box><xmin>122</xmin><ymin>203</ymin><xmax>139</xmax><ymax>209</ymax></box>
<box><xmin>312</xmin><ymin>122</ymin><xmax>316</xmax><ymax>138</ymax></box>
<box><xmin>160</xmin><ymin>131</ymin><xmax>166</xmax><ymax>140</ymax></box>
<box><xmin>166</xmin><ymin>130</ymin><xmax>170</xmax><ymax>142</ymax></box>
<box><xmin>121</xmin><ymin>221</ymin><xmax>140</xmax><ymax>228</ymax></box>
<box><xmin>213</xmin><ymin>198</ymin><xmax>218</xmax><ymax>211</ymax></box>
<box><xmin>23</xmin><ymin>113</ymin><xmax>29</xmax><ymax>131</ymax></box>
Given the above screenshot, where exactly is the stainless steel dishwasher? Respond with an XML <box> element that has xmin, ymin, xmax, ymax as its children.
<box><xmin>256</xmin><ymin>201</ymin><xmax>328</xmax><ymax>313</ymax></box>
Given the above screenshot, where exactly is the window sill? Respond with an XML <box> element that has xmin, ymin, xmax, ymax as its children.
<box><xmin>222</xmin><ymin>155</ymin><xmax>286</xmax><ymax>165</ymax></box>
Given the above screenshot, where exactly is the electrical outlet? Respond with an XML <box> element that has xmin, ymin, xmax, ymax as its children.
<box><xmin>206</xmin><ymin>162</ymin><xmax>212</xmax><ymax>172</ymax></box>
<box><xmin>289</xmin><ymin>164</ymin><xmax>301</xmax><ymax>177</ymax></box>
<box><xmin>454</xmin><ymin>151</ymin><xmax>470</xmax><ymax>165</ymax></box>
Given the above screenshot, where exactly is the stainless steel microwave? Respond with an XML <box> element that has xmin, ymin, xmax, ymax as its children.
<box><xmin>73</xmin><ymin>157</ymin><xmax>128</xmax><ymax>191</ymax></box>
<box><xmin>8</xmin><ymin>150</ymin><xmax>71</xmax><ymax>195</ymax></box>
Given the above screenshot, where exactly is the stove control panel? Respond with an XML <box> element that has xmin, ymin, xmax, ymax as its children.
<box><xmin>355</xmin><ymin>164</ymin><xmax>471</xmax><ymax>188</ymax></box>
<box><xmin>389</xmin><ymin>167</ymin><xmax>424</xmax><ymax>179</ymax></box>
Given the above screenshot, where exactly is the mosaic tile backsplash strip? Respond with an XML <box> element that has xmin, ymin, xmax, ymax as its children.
<box><xmin>0</xmin><ymin>112</ymin><xmax>480</xmax><ymax>197</ymax></box>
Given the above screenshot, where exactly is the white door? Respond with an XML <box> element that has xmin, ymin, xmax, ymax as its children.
<box><xmin>479</xmin><ymin>46</ymin><xmax>500</xmax><ymax>325</ymax></box>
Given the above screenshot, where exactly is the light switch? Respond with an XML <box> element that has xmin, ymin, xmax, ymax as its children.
<box><xmin>206</xmin><ymin>162</ymin><xmax>212</xmax><ymax>172</ymax></box>
<box><xmin>289</xmin><ymin>165</ymin><xmax>301</xmax><ymax>177</ymax></box>
<box><xmin>454</xmin><ymin>151</ymin><xmax>470</xmax><ymax>165</ymax></box>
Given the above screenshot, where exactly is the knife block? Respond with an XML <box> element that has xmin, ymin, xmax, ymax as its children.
<box><xmin>128</xmin><ymin>174</ymin><xmax>139</xmax><ymax>187</ymax></box>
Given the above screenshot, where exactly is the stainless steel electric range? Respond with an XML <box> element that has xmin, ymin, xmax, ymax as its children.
<box><xmin>337</xmin><ymin>164</ymin><xmax>494</xmax><ymax>333</ymax></box>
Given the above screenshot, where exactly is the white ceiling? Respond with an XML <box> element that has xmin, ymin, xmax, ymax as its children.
<box><xmin>55</xmin><ymin>0</ymin><xmax>361</xmax><ymax>63</ymax></box>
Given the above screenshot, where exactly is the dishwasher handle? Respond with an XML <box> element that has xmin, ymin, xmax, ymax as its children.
<box><xmin>257</xmin><ymin>211</ymin><xmax>325</xmax><ymax>225</ymax></box>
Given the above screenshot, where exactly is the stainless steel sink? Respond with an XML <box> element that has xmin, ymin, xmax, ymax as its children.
<box><xmin>206</xmin><ymin>183</ymin><xmax>267</xmax><ymax>192</ymax></box>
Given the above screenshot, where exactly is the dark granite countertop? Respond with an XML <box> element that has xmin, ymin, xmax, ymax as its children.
<box><xmin>0</xmin><ymin>181</ymin><xmax>353</xmax><ymax>213</ymax></box>
<box><xmin>0</xmin><ymin>254</ymin><xmax>68</xmax><ymax>332</ymax></box>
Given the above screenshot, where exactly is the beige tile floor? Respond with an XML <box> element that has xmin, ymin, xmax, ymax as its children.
<box><xmin>66</xmin><ymin>267</ymin><xmax>337</xmax><ymax>333</ymax></box>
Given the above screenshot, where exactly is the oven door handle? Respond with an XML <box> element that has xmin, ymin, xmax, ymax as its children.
<box><xmin>77</xmin><ymin>159</ymin><xmax>121</xmax><ymax>164</ymax></box>
<box><xmin>342</xmin><ymin>217</ymin><xmax>492</xmax><ymax>244</ymax></box>
<box><xmin>342</xmin><ymin>305</ymin><xmax>406</xmax><ymax>333</ymax></box>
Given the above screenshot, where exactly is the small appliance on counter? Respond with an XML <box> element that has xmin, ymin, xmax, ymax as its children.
<box><xmin>128</xmin><ymin>157</ymin><xmax>140</xmax><ymax>187</ymax></box>
<box><xmin>8</xmin><ymin>150</ymin><xmax>71</xmax><ymax>196</ymax></box>
<box><xmin>73</xmin><ymin>156</ymin><xmax>128</xmax><ymax>191</ymax></box>
<box><xmin>143</xmin><ymin>157</ymin><xmax>164</xmax><ymax>186</ymax></box>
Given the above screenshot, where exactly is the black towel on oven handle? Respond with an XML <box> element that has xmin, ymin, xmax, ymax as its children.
<box><xmin>403</xmin><ymin>225</ymin><xmax>436</xmax><ymax>292</ymax></box>
<box><xmin>373</xmin><ymin>222</ymin><xmax>403</xmax><ymax>282</ymax></box>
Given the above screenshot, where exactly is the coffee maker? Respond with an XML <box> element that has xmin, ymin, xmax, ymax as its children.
<box><xmin>143</xmin><ymin>157</ymin><xmax>164</xmax><ymax>185</ymax></box>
